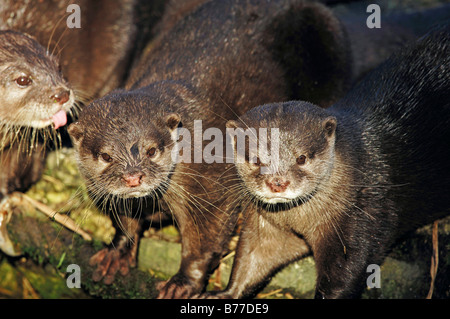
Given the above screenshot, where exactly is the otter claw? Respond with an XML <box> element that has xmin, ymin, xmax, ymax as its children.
<box><xmin>89</xmin><ymin>248</ymin><xmax>134</xmax><ymax>284</ymax></box>
<box><xmin>156</xmin><ymin>277</ymin><xmax>200</xmax><ymax>299</ymax></box>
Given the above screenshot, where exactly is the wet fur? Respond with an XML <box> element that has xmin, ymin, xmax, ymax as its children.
<box><xmin>211</xmin><ymin>24</ymin><xmax>450</xmax><ymax>299</ymax></box>
<box><xmin>70</xmin><ymin>0</ymin><xmax>353</xmax><ymax>298</ymax></box>
<box><xmin>69</xmin><ymin>82</ymin><xmax>240</xmax><ymax>296</ymax></box>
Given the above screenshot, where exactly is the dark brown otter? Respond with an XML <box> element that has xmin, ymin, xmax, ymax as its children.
<box><xmin>0</xmin><ymin>0</ymin><xmax>139</xmax><ymax>216</ymax></box>
<box><xmin>69</xmin><ymin>81</ymin><xmax>239</xmax><ymax>294</ymax></box>
<box><xmin>201</xmin><ymin>24</ymin><xmax>450</xmax><ymax>299</ymax></box>
<box><xmin>70</xmin><ymin>0</ymin><xmax>354</xmax><ymax>298</ymax></box>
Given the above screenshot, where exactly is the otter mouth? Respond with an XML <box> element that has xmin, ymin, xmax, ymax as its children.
<box><xmin>51</xmin><ymin>109</ymin><xmax>68</xmax><ymax>129</ymax></box>
<box><xmin>115</xmin><ymin>179</ymin><xmax>172</xmax><ymax>200</ymax></box>
<box><xmin>255</xmin><ymin>189</ymin><xmax>302</xmax><ymax>204</ymax></box>
<box><xmin>31</xmin><ymin>90</ymin><xmax>74</xmax><ymax>129</ymax></box>
<box><xmin>28</xmin><ymin>109</ymin><xmax>67</xmax><ymax>129</ymax></box>
<box><xmin>262</xmin><ymin>196</ymin><xmax>295</xmax><ymax>204</ymax></box>
<box><xmin>254</xmin><ymin>189</ymin><xmax>318</xmax><ymax>212</ymax></box>
<box><xmin>121</xmin><ymin>190</ymin><xmax>151</xmax><ymax>199</ymax></box>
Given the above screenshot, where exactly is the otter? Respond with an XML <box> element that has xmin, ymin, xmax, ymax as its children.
<box><xmin>68</xmin><ymin>81</ymin><xmax>240</xmax><ymax>293</ymax></box>
<box><xmin>0</xmin><ymin>0</ymin><xmax>138</xmax><ymax>215</ymax></box>
<box><xmin>0</xmin><ymin>0</ymin><xmax>139</xmax><ymax>200</ymax></box>
<box><xmin>0</xmin><ymin>30</ymin><xmax>74</xmax><ymax>201</ymax></box>
<box><xmin>201</xmin><ymin>24</ymin><xmax>450</xmax><ymax>299</ymax></box>
<box><xmin>0</xmin><ymin>0</ymin><xmax>137</xmax><ymax>103</ymax></box>
<box><xmin>69</xmin><ymin>0</ymin><xmax>354</xmax><ymax>298</ymax></box>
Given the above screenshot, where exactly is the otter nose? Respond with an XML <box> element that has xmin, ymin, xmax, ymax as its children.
<box><xmin>122</xmin><ymin>172</ymin><xmax>144</xmax><ymax>188</ymax></box>
<box><xmin>50</xmin><ymin>90</ymin><xmax>70</xmax><ymax>105</ymax></box>
<box><xmin>265</xmin><ymin>177</ymin><xmax>290</xmax><ymax>193</ymax></box>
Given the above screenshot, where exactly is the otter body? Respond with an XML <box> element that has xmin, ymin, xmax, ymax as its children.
<box><xmin>127</xmin><ymin>0</ymin><xmax>352</xmax><ymax>111</ymax></box>
<box><xmin>214</xmin><ymin>25</ymin><xmax>450</xmax><ymax>299</ymax></box>
<box><xmin>69</xmin><ymin>82</ymin><xmax>239</xmax><ymax>296</ymax></box>
<box><xmin>70</xmin><ymin>0</ymin><xmax>354</xmax><ymax>298</ymax></box>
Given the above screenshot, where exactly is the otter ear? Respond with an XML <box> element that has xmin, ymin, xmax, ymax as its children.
<box><xmin>323</xmin><ymin>116</ymin><xmax>337</xmax><ymax>139</ymax></box>
<box><xmin>67</xmin><ymin>122</ymin><xmax>83</xmax><ymax>147</ymax></box>
<box><xmin>166</xmin><ymin>113</ymin><xmax>181</xmax><ymax>131</ymax></box>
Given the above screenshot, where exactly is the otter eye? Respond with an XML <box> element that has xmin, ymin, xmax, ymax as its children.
<box><xmin>296</xmin><ymin>155</ymin><xmax>306</xmax><ymax>165</ymax></box>
<box><xmin>15</xmin><ymin>76</ymin><xmax>32</xmax><ymax>87</ymax></box>
<box><xmin>147</xmin><ymin>147</ymin><xmax>157</xmax><ymax>158</ymax></box>
<box><xmin>100</xmin><ymin>153</ymin><xmax>112</xmax><ymax>163</ymax></box>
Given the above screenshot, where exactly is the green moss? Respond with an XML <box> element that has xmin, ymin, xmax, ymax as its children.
<box><xmin>17</xmin><ymin>263</ymin><xmax>88</xmax><ymax>299</ymax></box>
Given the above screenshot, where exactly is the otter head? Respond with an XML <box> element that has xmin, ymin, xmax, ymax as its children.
<box><xmin>227</xmin><ymin>101</ymin><xmax>337</xmax><ymax>206</ymax></box>
<box><xmin>0</xmin><ymin>31</ymin><xmax>74</xmax><ymax>131</ymax></box>
<box><xmin>68</xmin><ymin>87</ymin><xmax>182</xmax><ymax>201</ymax></box>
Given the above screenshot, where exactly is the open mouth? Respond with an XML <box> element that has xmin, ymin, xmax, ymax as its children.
<box><xmin>26</xmin><ymin>109</ymin><xmax>68</xmax><ymax>129</ymax></box>
<box><xmin>51</xmin><ymin>109</ymin><xmax>68</xmax><ymax>129</ymax></box>
<box><xmin>119</xmin><ymin>189</ymin><xmax>151</xmax><ymax>199</ymax></box>
<box><xmin>263</xmin><ymin>196</ymin><xmax>293</xmax><ymax>204</ymax></box>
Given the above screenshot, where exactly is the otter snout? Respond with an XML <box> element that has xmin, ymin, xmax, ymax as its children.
<box><xmin>265</xmin><ymin>177</ymin><xmax>290</xmax><ymax>193</ymax></box>
<box><xmin>50</xmin><ymin>90</ymin><xmax>70</xmax><ymax>105</ymax></box>
<box><xmin>122</xmin><ymin>172</ymin><xmax>145</xmax><ymax>188</ymax></box>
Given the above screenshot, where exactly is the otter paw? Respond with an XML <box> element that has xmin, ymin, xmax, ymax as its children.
<box><xmin>89</xmin><ymin>248</ymin><xmax>135</xmax><ymax>285</ymax></box>
<box><xmin>156</xmin><ymin>277</ymin><xmax>201</xmax><ymax>299</ymax></box>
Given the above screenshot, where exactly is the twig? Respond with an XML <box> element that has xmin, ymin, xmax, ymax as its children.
<box><xmin>11</xmin><ymin>192</ymin><xmax>92</xmax><ymax>241</ymax></box>
<box><xmin>22</xmin><ymin>276</ymin><xmax>40</xmax><ymax>299</ymax></box>
<box><xmin>256</xmin><ymin>288</ymin><xmax>283</xmax><ymax>299</ymax></box>
<box><xmin>426</xmin><ymin>220</ymin><xmax>439</xmax><ymax>299</ymax></box>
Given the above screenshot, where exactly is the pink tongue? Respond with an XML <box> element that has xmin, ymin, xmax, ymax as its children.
<box><xmin>52</xmin><ymin>110</ymin><xmax>67</xmax><ymax>129</ymax></box>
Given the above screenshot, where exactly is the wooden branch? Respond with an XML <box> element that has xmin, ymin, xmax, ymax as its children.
<box><xmin>12</xmin><ymin>192</ymin><xmax>92</xmax><ymax>241</ymax></box>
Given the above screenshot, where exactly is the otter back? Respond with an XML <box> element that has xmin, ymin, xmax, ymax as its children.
<box><xmin>127</xmin><ymin>0</ymin><xmax>353</xmax><ymax>112</ymax></box>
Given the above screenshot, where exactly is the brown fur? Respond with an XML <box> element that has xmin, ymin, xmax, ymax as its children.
<box><xmin>0</xmin><ymin>30</ymin><xmax>74</xmax><ymax>203</ymax></box>
<box><xmin>200</xmin><ymin>25</ymin><xmax>450</xmax><ymax>298</ymax></box>
<box><xmin>70</xmin><ymin>0</ymin><xmax>354</xmax><ymax>298</ymax></box>
<box><xmin>0</xmin><ymin>0</ymin><xmax>137</xmax><ymax>103</ymax></box>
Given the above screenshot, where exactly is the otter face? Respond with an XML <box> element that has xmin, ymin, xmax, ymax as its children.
<box><xmin>68</xmin><ymin>92</ymin><xmax>181</xmax><ymax>201</ymax></box>
<box><xmin>0</xmin><ymin>31</ymin><xmax>74</xmax><ymax>129</ymax></box>
<box><xmin>227</xmin><ymin>102</ymin><xmax>337</xmax><ymax>206</ymax></box>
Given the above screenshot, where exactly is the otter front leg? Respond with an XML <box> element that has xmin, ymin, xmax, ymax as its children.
<box><xmin>312</xmin><ymin>223</ymin><xmax>386</xmax><ymax>299</ymax></box>
<box><xmin>157</xmin><ymin>202</ymin><xmax>238</xmax><ymax>299</ymax></box>
<box><xmin>90</xmin><ymin>215</ymin><xmax>142</xmax><ymax>285</ymax></box>
<box><xmin>156</xmin><ymin>214</ymin><xmax>225</xmax><ymax>298</ymax></box>
<box><xmin>202</xmin><ymin>212</ymin><xmax>310</xmax><ymax>299</ymax></box>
